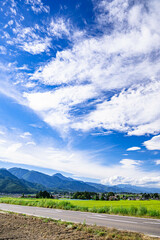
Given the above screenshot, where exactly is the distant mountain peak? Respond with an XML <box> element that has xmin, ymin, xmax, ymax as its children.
<box><xmin>54</xmin><ymin>173</ymin><xmax>64</xmax><ymax>177</ymax></box>
<box><xmin>9</xmin><ymin>167</ymin><xmax>29</xmax><ymax>179</ymax></box>
<box><xmin>53</xmin><ymin>173</ymin><xmax>72</xmax><ymax>181</ymax></box>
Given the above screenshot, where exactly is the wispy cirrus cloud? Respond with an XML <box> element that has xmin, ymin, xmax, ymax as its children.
<box><xmin>27</xmin><ymin>0</ymin><xmax>160</xmax><ymax>137</ymax></box>
<box><xmin>1</xmin><ymin>0</ymin><xmax>160</xmax><ymax>138</ymax></box>
<box><xmin>7</xmin><ymin>25</ymin><xmax>51</xmax><ymax>54</ymax></box>
<box><xmin>31</xmin><ymin>33</ymin><xmax>160</xmax><ymax>86</ymax></box>
<box><xmin>25</xmin><ymin>0</ymin><xmax>50</xmax><ymax>14</ymax></box>
<box><xmin>22</xmin><ymin>37</ymin><xmax>51</xmax><ymax>55</ymax></box>
<box><xmin>0</xmin><ymin>46</ymin><xmax>7</xmax><ymax>54</ymax></box>
<box><xmin>3</xmin><ymin>17</ymin><xmax>74</xmax><ymax>55</ymax></box>
<box><xmin>20</xmin><ymin>132</ymin><xmax>32</xmax><ymax>139</ymax></box>
<box><xmin>72</xmin><ymin>81</ymin><xmax>160</xmax><ymax>136</ymax></box>
<box><xmin>24</xmin><ymin>84</ymin><xmax>99</xmax><ymax>134</ymax></box>
<box><xmin>48</xmin><ymin>18</ymin><xmax>71</xmax><ymax>38</ymax></box>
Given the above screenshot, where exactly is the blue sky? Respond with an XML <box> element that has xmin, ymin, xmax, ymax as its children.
<box><xmin>0</xmin><ymin>0</ymin><xmax>160</xmax><ymax>187</ymax></box>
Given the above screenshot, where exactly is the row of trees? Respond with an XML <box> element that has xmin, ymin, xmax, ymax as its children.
<box><xmin>72</xmin><ymin>191</ymin><xmax>99</xmax><ymax>200</ymax></box>
<box><xmin>142</xmin><ymin>193</ymin><xmax>159</xmax><ymax>200</ymax></box>
<box><xmin>34</xmin><ymin>191</ymin><xmax>160</xmax><ymax>200</ymax></box>
<box><xmin>72</xmin><ymin>191</ymin><xmax>119</xmax><ymax>200</ymax></box>
<box><xmin>72</xmin><ymin>191</ymin><xmax>160</xmax><ymax>200</ymax></box>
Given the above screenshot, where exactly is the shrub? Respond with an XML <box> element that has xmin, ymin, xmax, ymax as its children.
<box><xmin>129</xmin><ymin>206</ymin><xmax>138</xmax><ymax>216</ymax></box>
<box><xmin>90</xmin><ymin>207</ymin><xmax>98</xmax><ymax>213</ymax></box>
<box><xmin>148</xmin><ymin>209</ymin><xmax>160</xmax><ymax>217</ymax></box>
<box><xmin>138</xmin><ymin>206</ymin><xmax>147</xmax><ymax>216</ymax></box>
<box><xmin>97</xmin><ymin>206</ymin><xmax>110</xmax><ymax>213</ymax></box>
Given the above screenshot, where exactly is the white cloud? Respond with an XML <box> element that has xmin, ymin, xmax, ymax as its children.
<box><xmin>22</xmin><ymin>37</ymin><xmax>51</xmax><ymax>54</ymax></box>
<box><xmin>95</xmin><ymin>0</ymin><xmax>160</xmax><ymax>37</ymax></box>
<box><xmin>7</xmin><ymin>143</ymin><xmax>22</xmax><ymax>153</ymax></box>
<box><xmin>143</xmin><ymin>135</ymin><xmax>160</xmax><ymax>150</ymax></box>
<box><xmin>26</xmin><ymin>141</ymin><xmax>36</xmax><ymax>145</ymax></box>
<box><xmin>8</xmin><ymin>20</ymin><xmax>14</xmax><ymax>26</ymax></box>
<box><xmin>25</xmin><ymin>0</ymin><xmax>50</xmax><ymax>14</ymax></box>
<box><xmin>73</xmin><ymin>81</ymin><xmax>160</xmax><ymax>136</ymax></box>
<box><xmin>0</xmin><ymin>46</ymin><xmax>7</xmax><ymax>54</ymax></box>
<box><xmin>136</xmin><ymin>176</ymin><xmax>160</xmax><ymax>186</ymax></box>
<box><xmin>24</xmin><ymin>84</ymin><xmax>98</xmax><ymax>133</ymax></box>
<box><xmin>0</xmin><ymin>69</ymin><xmax>24</xmax><ymax>105</ymax></box>
<box><xmin>0</xmin><ymin>130</ymin><xmax>5</xmax><ymax>135</ymax></box>
<box><xmin>4</xmin><ymin>20</ymin><xmax>14</xmax><ymax>28</ymax></box>
<box><xmin>101</xmin><ymin>176</ymin><xmax>127</xmax><ymax>185</ymax></box>
<box><xmin>155</xmin><ymin>160</ymin><xmax>160</xmax><ymax>165</ymax></box>
<box><xmin>26</xmin><ymin>0</ymin><xmax>160</xmax><ymax>137</ymax></box>
<box><xmin>101</xmin><ymin>175</ymin><xmax>160</xmax><ymax>187</ymax></box>
<box><xmin>15</xmin><ymin>64</ymin><xmax>30</xmax><ymax>71</ymax></box>
<box><xmin>31</xmin><ymin>33</ymin><xmax>160</xmax><ymax>86</ymax></box>
<box><xmin>5</xmin><ymin>16</ymin><xmax>73</xmax><ymax>55</ymax></box>
<box><xmin>0</xmin><ymin>139</ymin><xmax>6</xmax><ymax>144</ymax></box>
<box><xmin>20</xmin><ymin>132</ymin><xmax>32</xmax><ymax>139</ymax></box>
<box><xmin>120</xmin><ymin>159</ymin><xmax>142</xmax><ymax>168</ymax></box>
<box><xmin>48</xmin><ymin>18</ymin><xmax>70</xmax><ymax>38</ymax></box>
<box><xmin>10</xmin><ymin>7</ymin><xmax>16</xmax><ymax>15</ymax></box>
<box><xmin>46</xmin><ymin>17</ymin><xmax>84</xmax><ymax>41</ymax></box>
<box><xmin>127</xmin><ymin>147</ymin><xmax>141</xmax><ymax>151</ymax></box>
<box><xmin>6</xmin><ymin>25</ymin><xmax>52</xmax><ymax>54</ymax></box>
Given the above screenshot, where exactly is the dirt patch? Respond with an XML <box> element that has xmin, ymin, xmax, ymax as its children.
<box><xmin>0</xmin><ymin>212</ymin><xmax>159</xmax><ymax>240</ymax></box>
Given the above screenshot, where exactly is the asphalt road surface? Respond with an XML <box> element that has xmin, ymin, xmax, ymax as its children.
<box><xmin>0</xmin><ymin>203</ymin><xmax>160</xmax><ymax>238</ymax></box>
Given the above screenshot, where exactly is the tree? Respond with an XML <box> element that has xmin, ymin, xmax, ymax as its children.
<box><xmin>106</xmin><ymin>192</ymin><xmax>115</xmax><ymax>200</ymax></box>
<box><xmin>153</xmin><ymin>193</ymin><xmax>159</xmax><ymax>199</ymax></box>
<box><xmin>142</xmin><ymin>193</ymin><xmax>150</xmax><ymax>200</ymax></box>
<box><xmin>100</xmin><ymin>193</ymin><xmax>105</xmax><ymax>200</ymax></box>
<box><xmin>93</xmin><ymin>193</ymin><xmax>99</xmax><ymax>200</ymax></box>
<box><xmin>36</xmin><ymin>190</ymin><xmax>51</xmax><ymax>198</ymax></box>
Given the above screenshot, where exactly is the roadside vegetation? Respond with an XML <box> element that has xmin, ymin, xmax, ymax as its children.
<box><xmin>0</xmin><ymin>197</ymin><xmax>160</xmax><ymax>218</ymax></box>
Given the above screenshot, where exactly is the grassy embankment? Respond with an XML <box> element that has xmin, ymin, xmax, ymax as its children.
<box><xmin>0</xmin><ymin>197</ymin><xmax>160</xmax><ymax>218</ymax></box>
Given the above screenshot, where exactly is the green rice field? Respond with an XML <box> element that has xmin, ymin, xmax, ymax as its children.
<box><xmin>0</xmin><ymin>198</ymin><xmax>160</xmax><ymax>218</ymax></box>
<box><xmin>69</xmin><ymin>199</ymin><xmax>160</xmax><ymax>210</ymax></box>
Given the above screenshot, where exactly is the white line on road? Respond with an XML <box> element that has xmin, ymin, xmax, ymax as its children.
<box><xmin>88</xmin><ymin>216</ymin><xmax>138</xmax><ymax>224</ymax></box>
<box><xmin>54</xmin><ymin>210</ymin><xmax>63</xmax><ymax>213</ymax></box>
<box><xmin>143</xmin><ymin>222</ymin><xmax>160</xmax><ymax>225</ymax></box>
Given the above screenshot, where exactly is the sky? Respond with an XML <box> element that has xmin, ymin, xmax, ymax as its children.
<box><xmin>0</xmin><ymin>0</ymin><xmax>160</xmax><ymax>187</ymax></box>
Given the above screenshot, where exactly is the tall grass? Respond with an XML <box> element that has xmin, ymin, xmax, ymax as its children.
<box><xmin>0</xmin><ymin>198</ymin><xmax>160</xmax><ymax>218</ymax></box>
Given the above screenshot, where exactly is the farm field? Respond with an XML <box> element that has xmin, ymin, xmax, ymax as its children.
<box><xmin>0</xmin><ymin>197</ymin><xmax>160</xmax><ymax>218</ymax></box>
<box><xmin>69</xmin><ymin>199</ymin><xmax>160</xmax><ymax>211</ymax></box>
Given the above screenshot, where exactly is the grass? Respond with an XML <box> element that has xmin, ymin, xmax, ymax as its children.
<box><xmin>0</xmin><ymin>197</ymin><xmax>160</xmax><ymax>218</ymax></box>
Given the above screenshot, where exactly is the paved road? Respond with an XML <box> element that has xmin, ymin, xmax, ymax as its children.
<box><xmin>0</xmin><ymin>203</ymin><xmax>160</xmax><ymax>238</ymax></box>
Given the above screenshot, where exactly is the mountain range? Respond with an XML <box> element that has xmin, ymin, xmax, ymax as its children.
<box><xmin>0</xmin><ymin>167</ymin><xmax>160</xmax><ymax>194</ymax></box>
<box><xmin>0</xmin><ymin>168</ymin><xmax>46</xmax><ymax>193</ymax></box>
